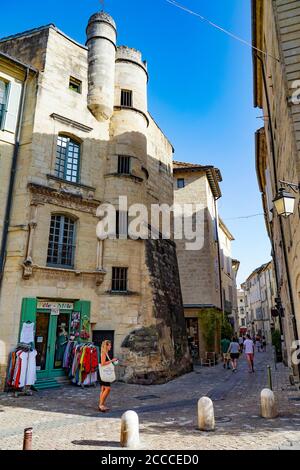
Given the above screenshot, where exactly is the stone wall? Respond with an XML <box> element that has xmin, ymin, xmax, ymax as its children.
<box><xmin>120</xmin><ymin>238</ymin><xmax>192</xmax><ymax>384</ymax></box>
<box><xmin>174</xmin><ymin>170</ymin><xmax>221</xmax><ymax>308</ymax></box>
<box><xmin>254</xmin><ymin>0</ymin><xmax>300</xmax><ymax>367</ymax></box>
<box><xmin>0</xmin><ymin>28</ymin><xmax>50</xmax><ymax>70</ymax></box>
<box><xmin>0</xmin><ymin>19</ymin><xmax>189</xmax><ymax>389</ymax></box>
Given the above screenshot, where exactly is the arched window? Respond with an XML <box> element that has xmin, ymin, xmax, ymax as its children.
<box><xmin>47</xmin><ymin>214</ymin><xmax>76</xmax><ymax>268</ymax></box>
<box><xmin>55</xmin><ymin>135</ymin><xmax>80</xmax><ymax>183</ymax></box>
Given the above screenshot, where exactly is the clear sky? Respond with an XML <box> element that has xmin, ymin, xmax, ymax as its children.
<box><xmin>0</xmin><ymin>0</ymin><xmax>272</xmax><ymax>285</ymax></box>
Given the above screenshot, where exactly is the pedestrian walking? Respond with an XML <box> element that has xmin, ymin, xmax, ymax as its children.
<box><xmin>227</xmin><ymin>336</ymin><xmax>240</xmax><ymax>372</ymax></box>
<box><xmin>244</xmin><ymin>334</ymin><xmax>255</xmax><ymax>373</ymax></box>
<box><xmin>262</xmin><ymin>335</ymin><xmax>267</xmax><ymax>352</ymax></box>
<box><xmin>256</xmin><ymin>335</ymin><xmax>261</xmax><ymax>352</ymax></box>
<box><xmin>221</xmin><ymin>337</ymin><xmax>231</xmax><ymax>369</ymax></box>
<box><xmin>98</xmin><ymin>340</ymin><xmax>118</xmax><ymax>413</ymax></box>
<box><xmin>238</xmin><ymin>335</ymin><xmax>244</xmax><ymax>354</ymax></box>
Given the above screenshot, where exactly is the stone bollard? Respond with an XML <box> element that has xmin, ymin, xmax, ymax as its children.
<box><xmin>120</xmin><ymin>411</ymin><xmax>140</xmax><ymax>448</ymax></box>
<box><xmin>261</xmin><ymin>388</ymin><xmax>278</xmax><ymax>419</ymax></box>
<box><xmin>198</xmin><ymin>397</ymin><xmax>215</xmax><ymax>431</ymax></box>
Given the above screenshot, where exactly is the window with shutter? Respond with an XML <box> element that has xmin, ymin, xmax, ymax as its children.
<box><xmin>0</xmin><ymin>79</ymin><xmax>8</xmax><ymax>129</ymax></box>
<box><xmin>2</xmin><ymin>80</ymin><xmax>22</xmax><ymax>133</ymax></box>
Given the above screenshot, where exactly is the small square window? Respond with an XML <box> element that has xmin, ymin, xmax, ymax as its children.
<box><xmin>121</xmin><ymin>89</ymin><xmax>133</xmax><ymax>107</ymax></box>
<box><xmin>69</xmin><ymin>77</ymin><xmax>82</xmax><ymax>94</ymax></box>
<box><xmin>118</xmin><ymin>155</ymin><xmax>131</xmax><ymax>174</ymax></box>
<box><xmin>177</xmin><ymin>178</ymin><xmax>185</xmax><ymax>189</ymax></box>
<box><xmin>112</xmin><ymin>267</ymin><xmax>128</xmax><ymax>292</ymax></box>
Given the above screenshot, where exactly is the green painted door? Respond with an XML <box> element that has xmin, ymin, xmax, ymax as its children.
<box><xmin>20</xmin><ymin>298</ymin><xmax>91</xmax><ymax>380</ymax></box>
<box><xmin>35</xmin><ymin>310</ymin><xmax>71</xmax><ymax>379</ymax></box>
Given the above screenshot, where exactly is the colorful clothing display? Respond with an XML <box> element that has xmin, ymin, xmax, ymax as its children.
<box><xmin>63</xmin><ymin>341</ymin><xmax>99</xmax><ymax>386</ymax></box>
<box><xmin>7</xmin><ymin>345</ymin><xmax>37</xmax><ymax>389</ymax></box>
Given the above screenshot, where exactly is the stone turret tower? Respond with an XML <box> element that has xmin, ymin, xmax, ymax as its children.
<box><xmin>84</xmin><ymin>9</ymin><xmax>191</xmax><ymax>384</ymax></box>
<box><xmin>86</xmin><ymin>11</ymin><xmax>117</xmax><ymax>121</ymax></box>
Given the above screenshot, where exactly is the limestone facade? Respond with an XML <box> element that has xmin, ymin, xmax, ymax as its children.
<box><xmin>253</xmin><ymin>0</ymin><xmax>300</xmax><ymax>367</ymax></box>
<box><xmin>0</xmin><ymin>52</ymin><xmax>38</xmax><ymax>385</ymax></box>
<box><xmin>173</xmin><ymin>161</ymin><xmax>228</xmax><ymax>359</ymax></box>
<box><xmin>237</xmin><ymin>289</ymin><xmax>247</xmax><ymax>332</ymax></box>
<box><xmin>218</xmin><ymin>218</ymin><xmax>239</xmax><ymax>330</ymax></box>
<box><xmin>0</xmin><ymin>12</ymin><xmax>191</xmax><ymax>390</ymax></box>
<box><xmin>242</xmin><ymin>262</ymin><xmax>277</xmax><ymax>343</ymax></box>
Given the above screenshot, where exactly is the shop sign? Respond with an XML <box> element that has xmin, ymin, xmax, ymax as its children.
<box><xmin>37</xmin><ymin>301</ymin><xmax>74</xmax><ymax>311</ymax></box>
<box><xmin>51</xmin><ymin>307</ymin><xmax>60</xmax><ymax>316</ymax></box>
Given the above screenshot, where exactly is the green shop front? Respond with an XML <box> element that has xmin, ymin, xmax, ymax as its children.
<box><xmin>20</xmin><ymin>298</ymin><xmax>91</xmax><ymax>389</ymax></box>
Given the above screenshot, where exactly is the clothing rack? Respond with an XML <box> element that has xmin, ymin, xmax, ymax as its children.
<box><xmin>79</xmin><ymin>342</ymin><xmax>98</xmax><ymax>388</ymax></box>
<box><xmin>63</xmin><ymin>341</ymin><xmax>99</xmax><ymax>387</ymax></box>
<box><xmin>6</xmin><ymin>343</ymin><xmax>36</xmax><ymax>397</ymax></box>
<box><xmin>81</xmin><ymin>342</ymin><xmax>98</xmax><ymax>388</ymax></box>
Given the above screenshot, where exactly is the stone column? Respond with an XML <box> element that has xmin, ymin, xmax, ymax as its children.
<box><xmin>261</xmin><ymin>388</ymin><xmax>278</xmax><ymax>418</ymax></box>
<box><xmin>96</xmin><ymin>238</ymin><xmax>104</xmax><ymax>271</ymax></box>
<box><xmin>120</xmin><ymin>410</ymin><xmax>140</xmax><ymax>448</ymax></box>
<box><xmin>198</xmin><ymin>397</ymin><xmax>215</xmax><ymax>431</ymax></box>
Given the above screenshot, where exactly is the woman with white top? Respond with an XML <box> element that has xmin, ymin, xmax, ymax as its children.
<box><xmin>244</xmin><ymin>334</ymin><xmax>255</xmax><ymax>373</ymax></box>
<box><xmin>227</xmin><ymin>336</ymin><xmax>240</xmax><ymax>372</ymax></box>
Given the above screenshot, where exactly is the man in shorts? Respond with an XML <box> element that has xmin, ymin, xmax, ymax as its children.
<box><xmin>221</xmin><ymin>337</ymin><xmax>231</xmax><ymax>370</ymax></box>
<box><xmin>244</xmin><ymin>334</ymin><xmax>255</xmax><ymax>373</ymax></box>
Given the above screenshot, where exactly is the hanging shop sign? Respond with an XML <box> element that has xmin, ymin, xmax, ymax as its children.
<box><xmin>51</xmin><ymin>306</ymin><xmax>60</xmax><ymax>316</ymax></box>
<box><xmin>37</xmin><ymin>301</ymin><xmax>74</xmax><ymax>311</ymax></box>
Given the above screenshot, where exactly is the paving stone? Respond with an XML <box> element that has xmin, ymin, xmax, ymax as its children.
<box><xmin>1</xmin><ymin>350</ymin><xmax>300</xmax><ymax>449</ymax></box>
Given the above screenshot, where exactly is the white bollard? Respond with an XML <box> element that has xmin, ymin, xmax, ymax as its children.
<box><xmin>198</xmin><ymin>397</ymin><xmax>215</xmax><ymax>431</ymax></box>
<box><xmin>261</xmin><ymin>388</ymin><xmax>278</xmax><ymax>419</ymax></box>
<box><xmin>120</xmin><ymin>410</ymin><xmax>140</xmax><ymax>448</ymax></box>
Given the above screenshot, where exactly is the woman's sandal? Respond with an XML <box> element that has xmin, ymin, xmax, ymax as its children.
<box><xmin>99</xmin><ymin>406</ymin><xmax>110</xmax><ymax>412</ymax></box>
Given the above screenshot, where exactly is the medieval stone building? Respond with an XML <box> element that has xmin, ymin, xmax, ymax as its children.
<box><xmin>173</xmin><ymin>161</ymin><xmax>239</xmax><ymax>360</ymax></box>
<box><xmin>253</xmin><ymin>0</ymin><xmax>300</xmax><ymax>371</ymax></box>
<box><xmin>0</xmin><ymin>11</ymin><xmax>191</xmax><ymax>390</ymax></box>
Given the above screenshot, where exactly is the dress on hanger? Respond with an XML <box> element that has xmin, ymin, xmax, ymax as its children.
<box><xmin>20</xmin><ymin>322</ymin><xmax>34</xmax><ymax>344</ymax></box>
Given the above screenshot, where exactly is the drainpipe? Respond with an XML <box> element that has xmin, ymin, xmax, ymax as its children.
<box><xmin>214</xmin><ymin>198</ymin><xmax>224</xmax><ymax>313</ymax></box>
<box><xmin>255</xmin><ymin>53</ymin><xmax>299</xmax><ymax>375</ymax></box>
<box><xmin>0</xmin><ymin>68</ymin><xmax>30</xmax><ymax>294</ymax></box>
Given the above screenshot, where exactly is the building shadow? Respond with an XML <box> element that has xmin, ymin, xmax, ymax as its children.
<box><xmin>71</xmin><ymin>440</ymin><xmax>120</xmax><ymax>448</ymax></box>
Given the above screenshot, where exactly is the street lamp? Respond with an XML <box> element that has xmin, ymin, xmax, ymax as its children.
<box><xmin>273</xmin><ymin>181</ymin><xmax>299</xmax><ymax>217</ymax></box>
<box><xmin>273</xmin><ymin>188</ymin><xmax>296</xmax><ymax>217</ymax></box>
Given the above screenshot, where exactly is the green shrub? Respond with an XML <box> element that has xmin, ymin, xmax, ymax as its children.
<box><xmin>221</xmin><ymin>316</ymin><xmax>233</xmax><ymax>340</ymax></box>
<box><xmin>272</xmin><ymin>330</ymin><xmax>282</xmax><ymax>354</ymax></box>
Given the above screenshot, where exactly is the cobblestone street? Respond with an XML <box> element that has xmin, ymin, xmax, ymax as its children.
<box><xmin>1</xmin><ymin>349</ymin><xmax>300</xmax><ymax>450</ymax></box>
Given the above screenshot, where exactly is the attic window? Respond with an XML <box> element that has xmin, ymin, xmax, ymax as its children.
<box><xmin>69</xmin><ymin>77</ymin><xmax>82</xmax><ymax>94</ymax></box>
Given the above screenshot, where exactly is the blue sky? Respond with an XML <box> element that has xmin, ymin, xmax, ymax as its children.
<box><xmin>0</xmin><ymin>0</ymin><xmax>272</xmax><ymax>285</ymax></box>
